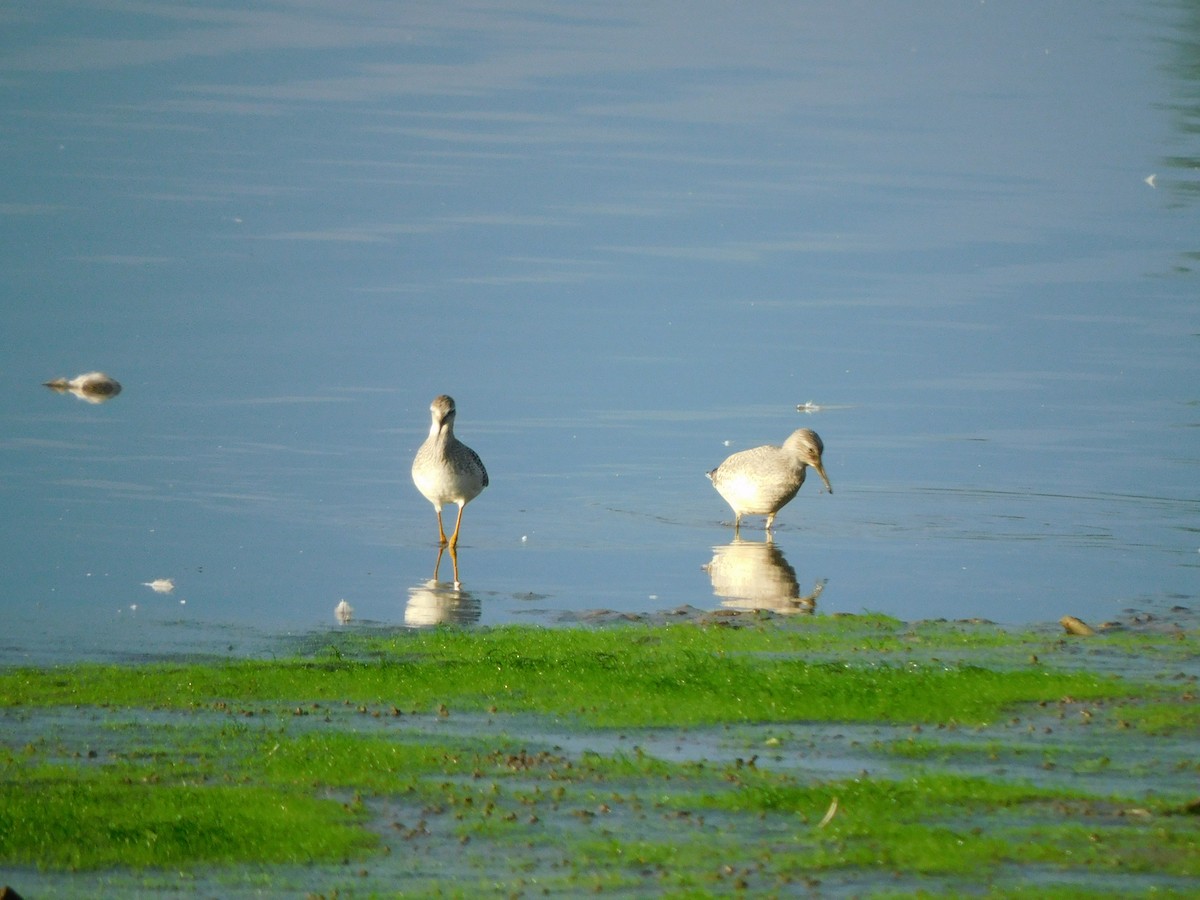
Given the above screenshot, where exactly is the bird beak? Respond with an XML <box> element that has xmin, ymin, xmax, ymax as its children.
<box><xmin>812</xmin><ymin>458</ymin><xmax>832</xmax><ymax>494</ymax></box>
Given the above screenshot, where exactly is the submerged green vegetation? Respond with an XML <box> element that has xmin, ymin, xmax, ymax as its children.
<box><xmin>4</xmin><ymin>616</ymin><xmax>1191</xmax><ymax>729</ymax></box>
<box><xmin>1</xmin><ymin>615</ymin><xmax>1197</xmax><ymax>895</ymax></box>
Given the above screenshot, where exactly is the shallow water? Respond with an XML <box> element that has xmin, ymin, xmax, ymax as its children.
<box><xmin>2</xmin><ymin>1</ymin><xmax>1198</xmax><ymax>663</ymax></box>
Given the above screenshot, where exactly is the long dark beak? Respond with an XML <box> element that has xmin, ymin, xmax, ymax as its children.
<box><xmin>811</xmin><ymin>458</ymin><xmax>832</xmax><ymax>493</ymax></box>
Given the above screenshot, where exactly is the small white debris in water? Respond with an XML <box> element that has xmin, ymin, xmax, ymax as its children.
<box><xmin>723</xmin><ymin>440</ymin><xmax>731</xmax><ymax>447</ymax></box>
<box><xmin>1145</xmin><ymin>173</ymin><xmax>1157</xmax><ymax>188</ymax></box>
<box><xmin>335</xmin><ymin>599</ymin><xmax>354</xmax><ymax>624</ymax></box>
<box><xmin>648</xmin><ymin>594</ymin><xmax>658</xmax><ymax>601</ymax></box>
<box><xmin>142</xmin><ymin>578</ymin><xmax>175</xmax><ymax>594</ymax></box>
<box><xmin>43</xmin><ymin>371</ymin><xmax>122</xmax><ymax>404</ymax></box>
<box><xmin>129</xmin><ymin>604</ymin><xmax>138</xmax><ymax>612</ymax></box>
<box><xmin>521</xmin><ymin>535</ymin><xmax>528</xmax><ymax>543</ymax></box>
<box><xmin>818</xmin><ymin>797</ymin><xmax>839</xmax><ymax>828</ymax></box>
<box><xmin>179</xmin><ymin>599</ymin><xmax>187</xmax><ymax>605</ymax></box>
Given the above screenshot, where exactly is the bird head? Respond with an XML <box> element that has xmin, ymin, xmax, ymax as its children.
<box><xmin>784</xmin><ymin>428</ymin><xmax>832</xmax><ymax>493</ymax></box>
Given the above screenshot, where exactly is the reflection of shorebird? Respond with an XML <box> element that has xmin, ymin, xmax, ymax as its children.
<box><xmin>412</xmin><ymin>395</ymin><xmax>488</xmax><ymax>549</ymax></box>
<box><xmin>704</xmin><ymin>538</ymin><xmax>825</xmax><ymax>614</ymax></box>
<box><xmin>405</xmin><ymin>577</ymin><xmax>481</xmax><ymax>627</ymax></box>
<box><xmin>707</xmin><ymin>428</ymin><xmax>831</xmax><ymax>533</ymax></box>
<box><xmin>43</xmin><ymin>371</ymin><xmax>122</xmax><ymax>403</ymax></box>
<box><xmin>432</xmin><ymin>543</ymin><xmax>464</xmax><ymax>586</ymax></box>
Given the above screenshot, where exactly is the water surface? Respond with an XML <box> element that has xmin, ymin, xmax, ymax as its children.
<box><xmin>2</xmin><ymin>1</ymin><xmax>1198</xmax><ymax>663</ymax></box>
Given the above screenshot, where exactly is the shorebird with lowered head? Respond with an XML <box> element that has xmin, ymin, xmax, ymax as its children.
<box><xmin>707</xmin><ymin>428</ymin><xmax>831</xmax><ymax>534</ymax></box>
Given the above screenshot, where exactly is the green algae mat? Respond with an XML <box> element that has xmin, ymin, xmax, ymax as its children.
<box><xmin>1</xmin><ymin>611</ymin><xmax>1198</xmax><ymax>897</ymax></box>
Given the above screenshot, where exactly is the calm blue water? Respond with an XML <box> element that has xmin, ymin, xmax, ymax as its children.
<box><xmin>2</xmin><ymin>1</ymin><xmax>1197</xmax><ymax>663</ymax></box>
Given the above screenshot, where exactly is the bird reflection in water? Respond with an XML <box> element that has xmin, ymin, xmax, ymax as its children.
<box><xmin>404</xmin><ymin>545</ymin><xmax>482</xmax><ymax>627</ymax></box>
<box><xmin>43</xmin><ymin>371</ymin><xmax>122</xmax><ymax>404</ymax></box>
<box><xmin>703</xmin><ymin>538</ymin><xmax>826</xmax><ymax>615</ymax></box>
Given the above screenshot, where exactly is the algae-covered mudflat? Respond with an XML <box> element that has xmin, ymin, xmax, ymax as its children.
<box><xmin>2</xmin><ymin>610</ymin><xmax>1198</xmax><ymax>897</ymax></box>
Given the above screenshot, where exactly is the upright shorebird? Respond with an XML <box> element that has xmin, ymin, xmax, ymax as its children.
<box><xmin>707</xmin><ymin>428</ymin><xmax>831</xmax><ymax>534</ymax></box>
<box><xmin>412</xmin><ymin>394</ymin><xmax>489</xmax><ymax>549</ymax></box>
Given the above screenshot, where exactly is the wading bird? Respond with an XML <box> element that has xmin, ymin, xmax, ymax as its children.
<box><xmin>412</xmin><ymin>394</ymin><xmax>489</xmax><ymax>549</ymax></box>
<box><xmin>707</xmin><ymin>428</ymin><xmax>831</xmax><ymax>534</ymax></box>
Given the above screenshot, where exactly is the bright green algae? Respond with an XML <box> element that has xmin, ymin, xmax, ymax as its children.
<box><xmin>0</xmin><ymin>770</ymin><xmax>373</xmax><ymax>870</ymax></box>
<box><xmin>0</xmin><ymin>616</ymin><xmax>1197</xmax><ymax>894</ymax></box>
<box><xmin>0</xmin><ymin>618</ymin><xmax>1178</xmax><ymax>728</ymax></box>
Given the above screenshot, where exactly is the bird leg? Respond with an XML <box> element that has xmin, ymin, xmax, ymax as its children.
<box><xmin>435</xmin><ymin>508</ymin><xmax>449</xmax><ymax>546</ymax></box>
<box><xmin>765</xmin><ymin>513</ymin><xmax>776</xmax><ymax>533</ymax></box>
<box><xmin>448</xmin><ymin>503</ymin><xmax>466</xmax><ymax>549</ymax></box>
